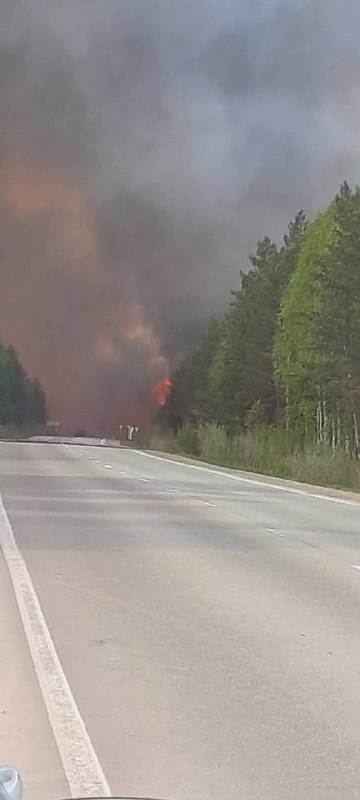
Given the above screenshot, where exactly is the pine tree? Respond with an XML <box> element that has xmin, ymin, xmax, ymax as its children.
<box><xmin>209</xmin><ymin>213</ymin><xmax>308</xmax><ymax>431</ymax></box>
<box><xmin>162</xmin><ymin>317</ymin><xmax>223</xmax><ymax>429</ymax></box>
<box><xmin>5</xmin><ymin>346</ymin><xmax>29</xmax><ymax>425</ymax></box>
<box><xmin>0</xmin><ymin>344</ymin><xmax>10</xmax><ymax>426</ymax></box>
<box><xmin>26</xmin><ymin>377</ymin><xmax>48</xmax><ymax>424</ymax></box>
<box><xmin>275</xmin><ymin>184</ymin><xmax>360</xmax><ymax>454</ymax></box>
<box><xmin>0</xmin><ymin>344</ymin><xmax>48</xmax><ymax>428</ymax></box>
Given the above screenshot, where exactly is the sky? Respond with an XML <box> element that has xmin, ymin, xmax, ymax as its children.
<box><xmin>2</xmin><ymin>0</ymin><xmax>360</xmax><ymax>434</ymax></box>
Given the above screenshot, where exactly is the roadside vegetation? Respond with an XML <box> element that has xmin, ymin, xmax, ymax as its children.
<box><xmin>139</xmin><ymin>424</ymin><xmax>360</xmax><ymax>492</ymax></box>
<box><xmin>0</xmin><ymin>344</ymin><xmax>48</xmax><ymax>438</ymax></box>
<box><xmin>146</xmin><ymin>183</ymin><xmax>360</xmax><ymax>493</ymax></box>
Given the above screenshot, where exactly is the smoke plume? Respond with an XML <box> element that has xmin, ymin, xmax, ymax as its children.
<box><xmin>2</xmin><ymin>0</ymin><xmax>360</xmax><ymax>434</ymax></box>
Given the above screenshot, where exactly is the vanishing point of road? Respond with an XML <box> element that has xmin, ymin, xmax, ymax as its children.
<box><xmin>1</xmin><ymin>441</ymin><xmax>360</xmax><ymax>800</ymax></box>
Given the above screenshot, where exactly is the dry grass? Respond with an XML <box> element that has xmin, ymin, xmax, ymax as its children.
<box><xmin>140</xmin><ymin>423</ymin><xmax>360</xmax><ymax>493</ymax></box>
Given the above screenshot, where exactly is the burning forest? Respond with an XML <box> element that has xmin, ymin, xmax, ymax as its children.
<box><xmin>2</xmin><ymin>0</ymin><xmax>360</xmax><ymax>434</ymax></box>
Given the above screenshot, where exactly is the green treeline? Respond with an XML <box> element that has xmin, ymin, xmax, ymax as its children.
<box><xmin>155</xmin><ymin>183</ymin><xmax>360</xmax><ymax>485</ymax></box>
<box><xmin>0</xmin><ymin>344</ymin><xmax>48</xmax><ymax>430</ymax></box>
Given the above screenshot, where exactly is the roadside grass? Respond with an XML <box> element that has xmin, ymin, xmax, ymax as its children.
<box><xmin>138</xmin><ymin>422</ymin><xmax>360</xmax><ymax>493</ymax></box>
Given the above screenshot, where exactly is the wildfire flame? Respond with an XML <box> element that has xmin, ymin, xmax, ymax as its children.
<box><xmin>2</xmin><ymin>152</ymin><xmax>173</xmax><ymax>431</ymax></box>
<box><xmin>151</xmin><ymin>377</ymin><xmax>172</xmax><ymax>408</ymax></box>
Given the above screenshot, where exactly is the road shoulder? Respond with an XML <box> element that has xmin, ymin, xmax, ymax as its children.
<box><xmin>0</xmin><ymin>553</ymin><xmax>68</xmax><ymax>800</ymax></box>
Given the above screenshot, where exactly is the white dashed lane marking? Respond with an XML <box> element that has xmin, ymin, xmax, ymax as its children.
<box><xmin>134</xmin><ymin>450</ymin><xmax>360</xmax><ymax>508</ymax></box>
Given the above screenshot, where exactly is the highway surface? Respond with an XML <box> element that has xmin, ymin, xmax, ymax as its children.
<box><xmin>1</xmin><ymin>441</ymin><xmax>360</xmax><ymax>800</ymax></box>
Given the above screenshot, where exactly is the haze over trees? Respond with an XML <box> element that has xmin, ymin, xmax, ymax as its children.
<box><xmin>0</xmin><ymin>345</ymin><xmax>48</xmax><ymax>429</ymax></box>
<box><xmin>161</xmin><ymin>183</ymin><xmax>360</xmax><ymax>461</ymax></box>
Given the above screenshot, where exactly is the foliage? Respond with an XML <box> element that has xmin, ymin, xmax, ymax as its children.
<box><xmin>0</xmin><ymin>344</ymin><xmax>48</xmax><ymax>430</ymax></box>
<box><xmin>161</xmin><ymin>317</ymin><xmax>224</xmax><ymax>428</ymax></box>
<box><xmin>157</xmin><ymin>183</ymin><xmax>360</xmax><ymax>482</ymax></box>
<box><xmin>143</xmin><ymin>423</ymin><xmax>360</xmax><ymax>493</ymax></box>
<box><xmin>163</xmin><ymin>210</ymin><xmax>308</xmax><ymax>434</ymax></box>
<box><xmin>275</xmin><ymin>183</ymin><xmax>360</xmax><ymax>455</ymax></box>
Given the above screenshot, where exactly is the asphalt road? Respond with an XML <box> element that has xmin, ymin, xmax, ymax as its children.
<box><xmin>1</xmin><ymin>441</ymin><xmax>360</xmax><ymax>800</ymax></box>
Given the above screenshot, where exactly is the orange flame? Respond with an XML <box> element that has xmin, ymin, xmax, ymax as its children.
<box><xmin>151</xmin><ymin>377</ymin><xmax>172</xmax><ymax>408</ymax></box>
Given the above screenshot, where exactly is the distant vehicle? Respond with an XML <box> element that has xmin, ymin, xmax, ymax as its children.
<box><xmin>119</xmin><ymin>425</ymin><xmax>140</xmax><ymax>442</ymax></box>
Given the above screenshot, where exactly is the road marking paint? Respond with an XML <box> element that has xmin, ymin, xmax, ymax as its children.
<box><xmin>204</xmin><ymin>501</ymin><xmax>216</xmax><ymax>507</ymax></box>
<box><xmin>0</xmin><ymin>494</ymin><xmax>111</xmax><ymax>798</ymax></box>
<box><xmin>351</xmin><ymin>565</ymin><xmax>360</xmax><ymax>570</ymax></box>
<box><xmin>140</xmin><ymin>478</ymin><xmax>150</xmax><ymax>483</ymax></box>
<box><xmin>167</xmin><ymin>487</ymin><xmax>179</xmax><ymax>492</ymax></box>
<box><xmin>94</xmin><ymin>460</ymin><xmax>101</xmax><ymax>463</ymax></box>
<box><xmin>133</xmin><ymin>450</ymin><xmax>360</xmax><ymax>508</ymax></box>
<box><xmin>266</xmin><ymin>528</ymin><xmax>285</xmax><ymax>537</ymax></box>
<box><xmin>104</xmin><ymin>465</ymin><xmax>112</xmax><ymax>469</ymax></box>
<box><xmin>87</xmin><ymin>457</ymin><xmax>93</xmax><ymax>460</ymax></box>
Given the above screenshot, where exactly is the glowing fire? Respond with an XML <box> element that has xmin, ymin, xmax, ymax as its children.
<box><xmin>2</xmin><ymin>151</ymin><xmax>173</xmax><ymax>430</ymax></box>
<box><xmin>151</xmin><ymin>377</ymin><xmax>172</xmax><ymax>408</ymax></box>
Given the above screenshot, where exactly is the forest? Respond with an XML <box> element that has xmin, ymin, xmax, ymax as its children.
<box><xmin>0</xmin><ymin>344</ymin><xmax>48</xmax><ymax>433</ymax></box>
<box><xmin>149</xmin><ymin>183</ymin><xmax>360</xmax><ymax>490</ymax></box>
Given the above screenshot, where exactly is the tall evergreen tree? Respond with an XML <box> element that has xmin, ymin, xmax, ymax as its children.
<box><xmin>26</xmin><ymin>377</ymin><xmax>48</xmax><ymax>424</ymax></box>
<box><xmin>0</xmin><ymin>344</ymin><xmax>48</xmax><ymax>428</ymax></box>
<box><xmin>5</xmin><ymin>346</ymin><xmax>29</xmax><ymax>425</ymax></box>
<box><xmin>275</xmin><ymin>184</ymin><xmax>360</xmax><ymax>454</ymax></box>
<box><xmin>209</xmin><ymin>212</ymin><xmax>308</xmax><ymax>431</ymax></box>
<box><xmin>163</xmin><ymin>317</ymin><xmax>223</xmax><ymax>428</ymax></box>
<box><xmin>0</xmin><ymin>344</ymin><xmax>10</xmax><ymax>426</ymax></box>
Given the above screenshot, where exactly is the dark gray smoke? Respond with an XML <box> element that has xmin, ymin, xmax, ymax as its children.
<box><xmin>2</xmin><ymin>0</ymin><xmax>360</xmax><ymax>434</ymax></box>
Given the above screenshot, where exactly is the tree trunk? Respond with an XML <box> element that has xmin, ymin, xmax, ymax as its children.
<box><xmin>332</xmin><ymin>417</ymin><xmax>336</xmax><ymax>455</ymax></box>
<box><xmin>337</xmin><ymin>408</ymin><xmax>341</xmax><ymax>451</ymax></box>
<box><xmin>353</xmin><ymin>412</ymin><xmax>359</xmax><ymax>460</ymax></box>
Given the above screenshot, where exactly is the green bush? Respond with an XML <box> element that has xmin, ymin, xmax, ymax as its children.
<box><xmin>137</xmin><ymin>426</ymin><xmax>177</xmax><ymax>453</ymax></box>
<box><xmin>197</xmin><ymin>423</ymin><xmax>230</xmax><ymax>464</ymax></box>
<box><xmin>176</xmin><ymin>423</ymin><xmax>199</xmax><ymax>455</ymax></box>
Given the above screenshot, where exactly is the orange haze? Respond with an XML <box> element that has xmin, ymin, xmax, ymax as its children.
<box><xmin>1</xmin><ymin>154</ymin><xmax>170</xmax><ymax>433</ymax></box>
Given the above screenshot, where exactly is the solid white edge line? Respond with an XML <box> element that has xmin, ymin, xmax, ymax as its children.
<box><xmin>130</xmin><ymin>450</ymin><xmax>360</xmax><ymax>508</ymax></box>
<box><xmin>0</xmin><ymin>494</ymin><xmax>111</xmax><ymax>798</ymax></box>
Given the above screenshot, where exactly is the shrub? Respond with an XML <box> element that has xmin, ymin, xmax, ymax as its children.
<box><xmin>176</xmin><ymin>423</ymin><xmax>199</xmax><ymax>455</ymax></box>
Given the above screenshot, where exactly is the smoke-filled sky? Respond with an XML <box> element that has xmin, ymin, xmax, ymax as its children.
<box><xmin>2</xmin><ymin>0</ymin><xmax>360</xmax><ymax>434</ymax></box>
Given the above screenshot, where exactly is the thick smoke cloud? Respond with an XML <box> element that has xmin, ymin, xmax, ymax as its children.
<box><xmin>1</xmin><ymin>0</ymin><xmax>360</xmax><ymax>434</ymax></box>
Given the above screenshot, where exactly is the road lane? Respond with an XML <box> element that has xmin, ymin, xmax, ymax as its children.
<box><xmin>1</xmin><ymin>442</ymin><xmax>360</xmax><ymax>800</ymax></box>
